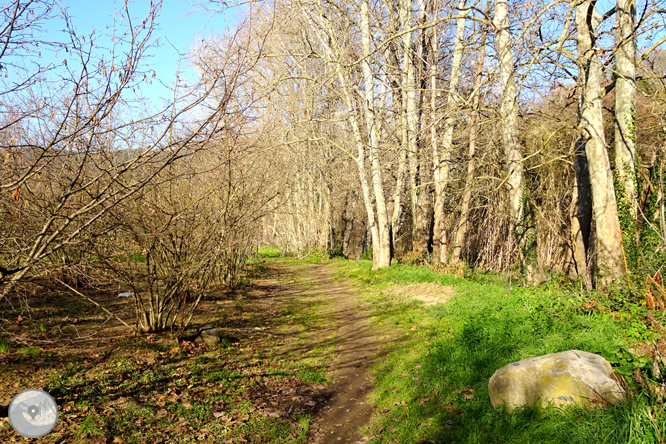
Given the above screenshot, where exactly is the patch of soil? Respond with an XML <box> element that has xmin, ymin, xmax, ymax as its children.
<box><xmin>386</xmin><ymin>282</ymin><xmax>456</xmax><ymax>305</ymax></box>
<box><xmin>298</xmin><ymin>264</ymin><xmax>381</xmax><ymax>444</ymax></box>
<box><xmin>246</xmin><ymin>381</ymin><xmax>331</xmax><ymax>419</ymax></box>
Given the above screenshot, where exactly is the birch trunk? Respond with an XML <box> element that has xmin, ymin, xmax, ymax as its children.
<box><xmin>430</xmin><ymin>0</ymin><xmax>444</xmax><ymax>262</ymax></box>
<box><xmin>399</xmin><ymin>0</ymin><xmax>426</xmax><ymax>254</ymax></box>
<box><xmin>386</xmin><ymin>9</ymin><xmax>409</xmax><ymax>246</ymax></box>
<box><xmin>362</xmin><ymin>0</ymin><xmax>392</xmax><ymax>268</ymax></box>
<box><xmin>415</xmin><ymin>0</ymin><xmax>432</xmax><ymax>255</ymax></box>
<box><xmin>451</xmin><ymin>24</ymin><xmax>487</xmax><ymax>266</ymax></box>
<box><xmin>493</xmin><ymin>0</ymin><xmax>524</xmax><ymax>233</ymax></box>
<box><xmin>614</xmin><ymin>0</ymin><xmax>637</xmax><ymax>218</ymax></box>
<box><xmin>575</xmin><ymin>0</ymin><xmax>625</xmax><ymax>284</ymax></box>
<box><xmin>433</xmin><ymin>0</ymin><xmax>467</xmax><ymax>263</ymax></box>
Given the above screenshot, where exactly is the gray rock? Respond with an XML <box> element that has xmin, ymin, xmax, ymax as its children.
<box><xmin>194</xmin><ymin>326</ymin><xmax>221</xmax><ymax>345</ymax></box>
<box><xmin>488</xmin><ymin>350</ymin><xmax>626</xmax><ymax>413</ymax></box>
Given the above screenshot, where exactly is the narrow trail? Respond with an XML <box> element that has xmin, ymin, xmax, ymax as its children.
<box><xmin>300</xmin><ymin>264</ymin><xmax>380</xmax><ymax>444</ymax></box>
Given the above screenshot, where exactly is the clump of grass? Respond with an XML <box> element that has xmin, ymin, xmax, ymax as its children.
<box><xmin>258</xmin><ymin>246</ymin><xmax>282</xmax><ymax>258</ymax></box>
<box><xmin>73</xmin><ymin>413</ymin><xmax>105</xmax><ymax>441</ymax></box>
<box><xmin>0</xmin><ymin>338</ymin><xmax>9</xmax><ymax>353</ymax></box>
<box><xmin>18</xmin><ymin>346</ymin><xmax>41</xmax><ymax>356</ymax></box>
<box><xmin>336</xmin><ymin>261</ymin><xmax>663</xmax><ymax>444</ymax></box>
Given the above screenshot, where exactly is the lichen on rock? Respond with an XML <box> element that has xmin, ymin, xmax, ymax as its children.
<box><xmin>488</xmin><ymin>350</ymin><xmax>626</xmax><ymax>413</ymax></box>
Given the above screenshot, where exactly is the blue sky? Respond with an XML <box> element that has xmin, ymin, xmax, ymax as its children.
<box><xmin>51</xmin><ymin>0</ymin><xmax>244</xmax><ymax>104</ymax></box>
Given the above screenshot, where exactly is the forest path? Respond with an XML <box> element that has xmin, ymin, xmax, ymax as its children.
<box><xmin>276</xmin><ymin>262</ymin><xmax>380</xmax><ymax>444</ymax></box>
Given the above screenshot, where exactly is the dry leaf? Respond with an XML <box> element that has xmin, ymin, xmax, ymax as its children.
<box><xmin>12</xmin><ymin>187</ymin><xmax>20</xmax><ymax>201</ymax></box>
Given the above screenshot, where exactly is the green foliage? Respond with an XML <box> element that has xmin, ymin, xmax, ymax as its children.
<box><xmin>0</xmin><ymin>338</ymin><xmax>8</xmax><ymax>353</ymax></box>
<box><xmin>606</xmin><ymin>344</ymin><xmax>655</xmax><ymax>391</ymax></box>
<box><xmin>303</xmin><ymin>250</ymin><xmax>330</xmax><ymax>263</ymax></box>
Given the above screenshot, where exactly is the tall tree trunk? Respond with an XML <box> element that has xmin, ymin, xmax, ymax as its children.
<box><xmin>571</xmin><ymin>138</ymin><xmax>593</xmax><ymax>287</ymax></box>
<box><xmin>386</xmin><ymin>9</ymin><xmax>409</xmax><ymax>247</ymax></box>
<box><xmin>615</xmin><ymin>0</ymin><xmax>637</xmax><ymax>217</ymax></box>
<box><xmin>575</xmin><ymin>0</ymin><xmax>625</xmax><ymax>284</ymax></box>
<box><xmin>493</xmin><ymin>0</ymin><xmax>524</xmax><ymax>237</ymax></box>
<box><xmin>399</xmin><ymin>0</ymin><xmax>427</xmax><ymax>255</ymax></box>
<box><xmin>362</xmin><ymin>0</ymin><xmax>392</xmax><ymax>268</ymax></box>
<box><xmin>451</xmin><ymin>23</ymin><xmax>487</xmax><ymax>266</ymax></box>
<box><xmin>430</xmin><ymin>0</ymin><xmax>444</xmax><ymax>262</ymax></box>
<box><xmin>433</xmin><ymin>0</ymin><xmax>467</xmax><ymax>264</ymax></box>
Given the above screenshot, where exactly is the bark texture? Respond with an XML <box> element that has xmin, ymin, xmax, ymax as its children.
<box><xmin>433</xmin><ymin>0</ymin><xmax>467</xmax><ymax>264</ymax></box>
<box><xmin>452</xmin><ymin>24</ymin><xmax>486</xmax><ymax>266</ymax></box>
<box><xmin>493</xmin><ymin>0</ymin><xmax>524</xmax><ymax>231</ymax></box>
<box><xmin>614</xmin><ymin>0</ymin><xmax>637</xmax><ymax>217</ymax></box>
<box><xmin>575</xmin><ymin>0</ymin><xmax>625</xmax><ymax>283</ymax></box>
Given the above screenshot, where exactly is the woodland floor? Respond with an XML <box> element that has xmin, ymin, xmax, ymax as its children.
<box><xmin>0</xmin><ymin>260</ymin><xmax>382</xmax><ymax>443</ymax></box>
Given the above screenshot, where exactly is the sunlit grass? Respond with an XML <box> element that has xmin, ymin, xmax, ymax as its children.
<box><xmin>336</xmin><ymin>260</ymin><xmax>663</xmax><ymax>444</ymax></box>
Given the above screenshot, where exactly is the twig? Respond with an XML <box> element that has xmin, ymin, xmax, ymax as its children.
<box><xmin>55</xmin><ymin>279</ymin><xmax>131</xmax><ymax>328</ymax></box>
<box><xmin>646</xmin><ymin>407</ymin><xmax>665</xmax><ymax>444</ymax></box>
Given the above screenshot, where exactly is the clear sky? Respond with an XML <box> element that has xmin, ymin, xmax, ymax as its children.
<box><xmin>50</xmin><ymin>0</ymin><xmax>244</xmax><ymax>105</ymax></box>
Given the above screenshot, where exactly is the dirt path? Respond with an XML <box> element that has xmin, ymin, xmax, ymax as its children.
<box><xmin>258</xmin><ymin>262</ymin><xmax>381</xmax><ymax>443</ymax></box>
<box><xmin>299</xmin><ymin>264</ymin><xmax>380</xmax><ymax>444</ymax></box>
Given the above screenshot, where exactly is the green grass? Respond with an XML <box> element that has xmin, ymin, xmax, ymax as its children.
<box><xmin>257</xmin><ymin>246</ymin><xmax>282</xmax><ymax>258</ymax></box>
<box><xmin>335</xmin><ymin>260</ymin><xmax>663</xmax><ymax>444</ymax></box>
<box><xmin>18</xmin><ymin>346</ymin><xmax>42</xmax><ymax>355</ymax></box>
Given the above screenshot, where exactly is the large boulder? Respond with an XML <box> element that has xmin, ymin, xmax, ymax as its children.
<box><xmin>488</xmin><ymin>350</ymin><xmax>626</xmax><ymax>413</ymax></box>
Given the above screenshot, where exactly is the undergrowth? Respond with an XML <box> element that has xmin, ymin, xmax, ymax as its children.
<box><xmin>335</xmin><ymin>260</ymin><xmax>666</xmax><ymax>444</ymax></box>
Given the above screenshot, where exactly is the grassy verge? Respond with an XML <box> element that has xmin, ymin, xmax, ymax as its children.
<box><xmin>335</xmin><ymin>260</ymin><xmax>666</xmax><ymax>444</ymax></box>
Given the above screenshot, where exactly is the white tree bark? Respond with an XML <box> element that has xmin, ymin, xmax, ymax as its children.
<box><xmin>614</xmin><ymin>0</ymin><xmax>637</xmax><ymax>217</ymax></box>
<box><xmin>433</xmin><ymin>0</ymin><xmax>467</xmax><ymax>263</ymax></box>
<box><xmin>362</xmin><ymin>0</ymin><xmax>392</xmax><ymax>268</ymax></box>
<box><xmin>575</xmin><ymin>0</ymin><xmax>625</xmax><ymax>283</ymax></box>
<box><xmin>399</xmin><ymin>0</ymin><xmax>427</xmax><ymax>254</ymax></box>
<box><xmin>451</xmin><ymin>24</ymin><xmax>487</xmax><ymax>266</ymax></box>
<box><xmin>493</xmin><ymin>0</ymin><xmax>524</xmax><ymax>231</ymax></box>
<box><xmin>300</xmin><ymin>0</ymin><xmax>391</xmax><ymax>268</ymax></box>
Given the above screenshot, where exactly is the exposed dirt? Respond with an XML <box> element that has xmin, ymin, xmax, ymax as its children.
<box><xmin>297</xmin><ymin>264</ymin><xmax>381</xmax><ymax>444</ymax></box>
<box><xmin>385</xmin><ymin>282</ymin><xmax>456</xmax><ymax>306</ymax></box>
<box><xmin>250</xmin><ymin>261</ymin><xmax>381</xmax><ymax>443</ymax></box>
